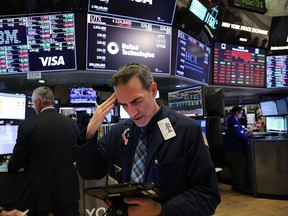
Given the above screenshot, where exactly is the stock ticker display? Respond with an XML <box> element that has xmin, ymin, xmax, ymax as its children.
<box><xmin>86</xmin><ymin>14</ymin><xmax>172</xmax><ymax>74</ymax></box>
<box><xmin>175</xmin><ymin>29</ymin><xmax>211</xmax><ymax>84</ymax></box>
<box><xmin>213</xmin><ymin>42</ymin><xmax>266</xmax><ymax>87</ymax></box>
<box><xmin>168</xmin><ymin>86</ymin><xmax>204</xmax><ymax>117</ymax></box>
<box><xmin>0</xmin><ymin>13</ymin><xmax>76</xmax><ymax>74</ymax></box>
<box><xmin>88</xmin><ymin>0</ymin><xmax>177</xmax><ymax>25</ymax></box>
<box><xmin>266</xmin><ymin>55</ymin><xmax>288</xmax><ymax>88</ymax></box>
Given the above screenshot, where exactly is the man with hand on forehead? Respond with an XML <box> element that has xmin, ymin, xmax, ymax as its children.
<box><xmin>76</xmin><ymin>62</ymin><xmax>220</xmax><ymax>216</ymax></box>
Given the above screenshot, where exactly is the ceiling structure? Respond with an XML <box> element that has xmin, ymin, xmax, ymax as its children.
<box><xmin>0</xmin><ymin>0</ymin><xmax>287</xmax><ymax>101</ymax></box>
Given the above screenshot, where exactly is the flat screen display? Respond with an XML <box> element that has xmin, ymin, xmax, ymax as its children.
<box><xmin>266</xmin><ymin>116</ymin><xmax>287</xmax><ymax>133</ymax></box>
<box><xmin>25</xmin><ymin>96</ymin><xmax>59</xmax><ymax>119</ymax></box>
<box><xmin>175</xmin><ymin>29</ymin><xmax>211</xmax><ymax>84</ymax></box>
<box><xmin>266</xmin><ymin>55</ymin><xmax>288</xmax><ymax>88</ymax></box>
<box><xmin>213</xmin><ymin>42</ymin><xmax>266</xmax><ymax>87</ymax></box>
<box><xmin>168</xmin><ymin>86</ymin><xmax>204</xmax><ymax>117</ymax></box>
<box><xmin>188</xmin><ymin>0</ymin><xmax>224</xmax><ymax>31</ymax></box>
<box><xmin>0</xmin><ymin>124</ymin><xmax>18</xmax><ymax>155</ymax></box>
<box><xmin>120</xmin><ymin>105</ymin><xmax>130</xmax><ymax>119</ymax></box>
<box><xmin>260</xmin><ymin>100</ymin><xmax>278</xmax><ymax>116</ymax></box>
<box><xmin>69</xmin><ymin>87</ymin><xmax>97</xmax><ymax>104</ymax></box>
<box><xmin>195</xmin><ymin>118</ymin><xmax>207</xmax><ymax>134</ymax></box>
<box><xmin>0</xmin><ymin>92</ymin><xmax>26</xmax><ymax>120</ymax></box>
<box><xmin>86</xmin><ymin>14</ymin><xmax>172</xmax><ymax>74</ymax></box>
<box><xmin>25</xmin><ymin>96</ymin><xmax>36</xmax><ymax>119</ymax></box>
<box><xmin>213</xmin><ymin>7</ymin><xmax>271</xmax><ymax>48</ymax></box>
<box><xmin>268</xmin><ymin>16</ymin><xmax>288</xmax><ymax>52</ymax></box>
<box><xmin>0</xmin><ymin>13</ymin><xmax>77</xmax><ymax>74</ymax></box>
<box><xmin>231</xmin><ymin>0</ymin><xmax>266</xmax><ymax>14</ymax></box>
<box><xmin>88</xmin><ymin>0</ymin><xmax>177</xmax><ymax>25</ymax></box>
<box><xmin>275</xmin><ymin>98</ymin><xmax>288</xmax><ymax>115</ymax></box>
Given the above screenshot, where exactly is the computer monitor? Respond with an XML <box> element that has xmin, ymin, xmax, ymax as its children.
<box><xmin>0</xmin><ymin>92</ymin><xmax>26</xmax><ymax>120</ymax></box>
<box><xmin>275</xmin><ymin>98</ymin><xmax>288</xmax><ymax>115</ymax></box>
<box><xmin>168</xmin><ymin>85</ymin><xmax>205</xmax><ymax>117</ymax></box>
<box><xmin>119</xmin><ymin>105</ymin><xmax>130</xmax><ymax>119</ymax></box>
<box><xmin>260</xmin><ymin>100</ymin><xmax>278</xmax><ymax>116</ymax></box>
<box><xmin>195</xmin><ymin>118</ymin><xmax>207</xmax><ymax>134</ymax></box>
<box><xmin>266</xmin><ymin>116</ymin><xmax>287</xmax><ymax>133</ymax></box>
<box><xmin>0</xmin><ymin>124</ymin><xmax>18</xmax><ymax>155</ymax></box>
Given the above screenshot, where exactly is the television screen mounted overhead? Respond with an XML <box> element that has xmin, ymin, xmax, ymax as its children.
<box><xmin>175</xmin><ymin>29</ymin><xmax>211</xmax><ymax>84</ymax></box>
<box><xmin>268</xmin><ymin>16</ymin><xmax>288</xmax><ymax>53</ymax></box>
<box><xmin>86</xmin><ymin>14</ymin><xmax>172</xmax><ymax>74</ymax></box>
<box><xmin>266</xmin><ymin>55</ymin><xmax>288</xmax><ymax>88</ymax></box>
<box><xmin>213</xmin><ymin>7</ymin><xmax>271</xmax><ymax>48</ymax></box>
<box><xmin>213</xmin><ymin>41</ymin><xmax>266</xmax><ymax>87</ymax></box>
<box><xmin>88</xmin><ymin>0</ymin><xmax>177</xmax><ymax>25</ymax></box>
<box><xmin>69</xmin><ymin>87</ymin><xmax>98</xmax><ymax>104</ymax></box>
<box><xmin>0</xmin><ymin>13</ymin><xmax>77</xmax><ymax>74</ymax></box>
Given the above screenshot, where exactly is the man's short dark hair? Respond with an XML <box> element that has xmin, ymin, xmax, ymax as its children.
<box><xmin>111</xmin><ymin>63</ymin><xmax>154</xmax><ymax>91</ymax></box>
<box><xmin>231</xmin><ymin>106</ymin><xmax>242</xmax><ymax>114</ymax></box>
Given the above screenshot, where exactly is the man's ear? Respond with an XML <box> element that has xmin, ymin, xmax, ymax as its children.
<box><xmin>150</xmin><ymin>82</ymin><xmax>158</xmax><ymax>97</ymax></box>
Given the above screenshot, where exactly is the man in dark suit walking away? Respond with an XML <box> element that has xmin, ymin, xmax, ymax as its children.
<box><xmin>8</xmin><ymin>86</ymin><xmax>80</xmax><ymax>216</ymax></box>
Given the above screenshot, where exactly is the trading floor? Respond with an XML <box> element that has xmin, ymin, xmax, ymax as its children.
<box><xmin>215</xmin><ymin>183</ymin><xmax>288</xmax><ymax>216</ymax></box>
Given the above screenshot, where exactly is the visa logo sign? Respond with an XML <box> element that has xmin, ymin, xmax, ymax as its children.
<box><xmin>39</xmin><ymin>56</ymin><xmax>65</xmax><ymax>66</ymax></box>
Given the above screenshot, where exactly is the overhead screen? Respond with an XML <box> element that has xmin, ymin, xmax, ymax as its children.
<box><xmin>213</xmin><ymin>7</ymin><xmax>271</xmax><ymax>48</ymax></box>
<box><xmin>175</xmin><ymin>29</ymin><xmax>211</xmax><ymax>84</ymax></box>
<box><xmin>266</xmin><ymin>55</ymin><xmax>288</xmax><ymax>88</ymax></box>
<box><xmin>268</xmin><ymin>16</ymin><xmax>288</xmax><ymax>52</ymax></box>
<box><xmin>86</xmin><ymin>14</ymin><xmax>172</xmax><ymax>74</ymax></box>
<box><xmin>213</xmin><ymin>41</ymin><xmax>266</xmax><ymax>87</ymax></box>
<box><xmin>0</xmin><ymin>13</ymin><xmax>77</xmax><ymax>74</ymax></box>
<box><xmin>69</xmin><ymin>87</ymin><xmax>98</xmax><ymax>105</ymax></box>
<box><xmin>88</xmin><ymin>0</ymin><xmax>177</xmax><ymax>25</ymax></box>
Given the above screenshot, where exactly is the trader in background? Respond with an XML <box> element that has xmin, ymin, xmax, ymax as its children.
<box><xmin>225</xmin><ymin>106</ymin><xmax>253</xmax><ymax>194</ymax></box>
<box><xmin>76</xmin><ymin>63</ymin><xmax>220</xmax><ymax>216</ymax></box>
<box><xmin>8</xmin><ymin>86</ymin><xmax>80</xmax><ymax>216</ymax></box>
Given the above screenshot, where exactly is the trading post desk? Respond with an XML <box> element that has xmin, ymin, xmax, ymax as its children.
<box><xmin>248</xmin><ymin>135</ymin><xmax>288</xmax><ymax>199</ymax></box>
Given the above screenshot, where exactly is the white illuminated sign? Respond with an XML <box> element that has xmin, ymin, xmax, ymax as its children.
<box><xmin>189</xmin><ymin>0</ymin><xmax>219</xmax><ymax>30</ymax></box>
